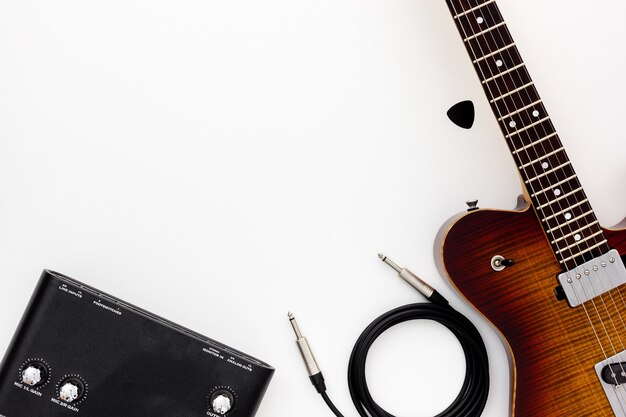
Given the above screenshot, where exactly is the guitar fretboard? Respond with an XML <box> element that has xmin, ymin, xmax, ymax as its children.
<box><xmin>445</xmin><ymin>0</ymin><xmax>609</xmax><ymax>270</ymax></box>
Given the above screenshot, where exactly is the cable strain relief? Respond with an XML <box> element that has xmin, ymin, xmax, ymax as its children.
<box><xmin>309</xmin><ymin>372</ymin><xmax>327</xmax><ymax>393</ymax></box>
<box><xmin>428</xmin><ymin>290</ymin><xmax>449</xmax><ymax>306</ymax></box>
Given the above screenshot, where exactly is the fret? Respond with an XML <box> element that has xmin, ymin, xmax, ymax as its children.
<box><xmin>445</xmin><ymin>0</ymin><xmax>609</xmax><ymax>270</ymax></box>
<box><xmin>507</xmin><ymin>116</ymin><xmax>551</xmax><ymax>139</ymax></box>
<box><xmin>502</xmin><ymin>109</ymin><xmax>551</xmax><ymax>147</ymax></box>
<box><xmin>451</xmin><ymin>1</ymin><xmax>502</xmax><ymax>30</ymax></box>
<box><xmin>490</xmin><ymin>84</ymin><xmax>541</xmax><ymax>120</ymax></box>
<box><xmin>544</xmin><ymin>207</ymin><xmax>596</xmax><ymax>236</ymax></box>
<box><xmin>452</xmin><ymin>0</ymin><xmax>496</xmax><ymax>19</ymax></box>
<box><xmin>465</xmin><ymin>25</ymin><xmax>515</xmax><ymax>62</ymax></box>
<box><xmin>482</xmin><ymin>63</ymin><xmax>525</xmax><ymax>84</ymax></box>
<box><xmin>555</xmin><ymin>230</ymin><xmax>605</xmax><ymax>255</ymax></box>
<box><xmin>537</xmin><ymin>187</ymin><xmax>583</xmax><ymax>210</ymax></box>
<box><xmin>543</xmin><ymin>203</ymin><xmax>596</xmax><ymax>241</ymax></box>
<box><xmin>553</xmin><ymin>235</ymin><xmax>603</xmax><ymax>266</ymax></box>
<box><xmin>525</xmin><ymin>160</ymin><xmax>571</xmax><ymax>184</ymax></box>
<box><xmin>536</xmin><ymin>192</ymin><xmax>591</xmax><ymax>228</ymax></box>
<box><xmin>531</xmin><ymin>177</ymin><xmax>581</xmax><ymax>209</ymax></box>
<box><xmin>550</xmin><ymin>224</ymin><xmax>603</xmax><ymax>257</ymax></box>
<box><xmin>483</xmin><ymin>66</ymin><xmax>532</xmax><ymax>99</ymax></box>
<box><xmin>473</xmin><ymin>43</ymin><xmax>516</xmax><ymax>63</ymax></box>
<box><xmin>551</xmin><ymin>222</ymin><xmax>601</xmax><ymax>245</ymax></box>
<box><xmin>490</xmin><ymin>82</ymin><xmax>534</xmax><ymax>103</ymax></box>
<box><xmin>508</xmin><ymin>132</ymin><xmax>560</xmax><ymax>167</ymax></box>
<box><xmin>511</xmin><ymin>131</ymin><xmax>555</xmax><ymax>154</ymax></box>
<box><xmin>508</xmin><ymin>120</ymin><xmax>556</xmax><ymax>161</ymax></box>
<box><xmin>476</xmin><ymin>53</ymin><xmax>525</xmax><ymax>80</ymax></box>
<box><xmin>455</xmin><ymin>2</ymin><xmax>503</xmax><ymax>34</ymax></box>
<box><xmin>523</xmin><ymin>156</ymin><xmax>575</xmax><ymax>194</ymax></box>
<box><xmin>498</xmin><ymin>100</ymin><xmax>541</xmax><ymax>121</ymax></box>
<box><xmin>548</xmin><ymin>212</ymin><xmax>597</xmax><ymax>233</ymax></box>
<box><xmin>464</xmin><ymin>21</ymin><xmax>507</xmax><ymax>42</ymax></box>
<box><xmin>559</xmin><ymin>240</ymin><xmax>609</xmax><ymax>265</ymax></box>
<box><xmin>518</xmin><ymin>146</ymin><xmax>562</xmax><ymax>169</ymax></box>
<box><xmin>531</xmin><ymin>174</ymin><xmax>578</xmax><ymax>197</ymax></box>
<box><xmin>542</xmin><ymin>199</ymin><xmax>590</xmax><ymax>223</ymax></box>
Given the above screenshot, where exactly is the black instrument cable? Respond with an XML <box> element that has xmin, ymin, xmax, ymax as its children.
<box><xmin>288</xmin><ymin>254</ymin><xmax>490</xmax><ymax>417</ymax></box>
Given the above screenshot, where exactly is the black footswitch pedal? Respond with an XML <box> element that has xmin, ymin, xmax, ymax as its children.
<box><xmin>0</xmin><ymin>270</ymin><xmax>274</xmax><ymax>416</ymax></box>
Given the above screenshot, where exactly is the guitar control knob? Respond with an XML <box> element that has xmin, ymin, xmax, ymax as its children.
<box><xmin>211</xmin><ymin>390</ymin><xmax>234</xmax><ymax>415</ymax></box>
<box><xmin>22</xmin><ymin>366</ymin><xmax>42</xmax><ymax>386</ymax></box>
<box><xmin>491</xmin><ymin>255</ymin><xmax>515</xmax><ymax>271</ymax></box>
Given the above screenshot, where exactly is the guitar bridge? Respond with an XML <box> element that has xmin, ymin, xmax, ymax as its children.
<box><xmin>596</xmin><ymin>350</ymin><xmax>626</xmax><ymax>416</ymax></box>
<box><xmin>557</xmin><ymin>250</ymin><xmax>626</xmax><ymax>307</ymax></box>
<box><xmin>601</xmin><ymin>362</ymin><xmax>626</xmax><ymax>386</ymax></box>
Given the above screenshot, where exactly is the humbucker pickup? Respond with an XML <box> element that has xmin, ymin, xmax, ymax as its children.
<box><xmin>557</xmin><ymin>249</ymin><xmax>626</xmax><ymax>307</ymax></box>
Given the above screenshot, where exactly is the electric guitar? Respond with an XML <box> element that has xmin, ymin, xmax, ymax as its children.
<box><xmin>436</xmin><ymin>1</ymin><xmax>626</xmax><ymax>415</ymax></box>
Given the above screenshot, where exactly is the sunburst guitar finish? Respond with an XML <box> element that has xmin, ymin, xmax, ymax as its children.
<box><xmin>437</xmin><ymin>1</ymin><xmax>626</xmax><ymax>414</ymax></box>
<box><xmin>437</xmin><ymin>204</ymin><xmax>626</xmax><ymax>416</ymax></box>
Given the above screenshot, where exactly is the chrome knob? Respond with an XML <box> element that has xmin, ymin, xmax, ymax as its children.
<box><xmin>212</xmin><ymin>393</ymin><xmax>233</xmax><ymax>414</ymax></box>
<box><xmin>22</xmin><ymin>366</ymin><xmax>42</xmax><ymax>386</ymax></box>
<box><xmin>59</xmin><ymin>382</ymin><xmax>80</xmax><ymax>403</ymax></box>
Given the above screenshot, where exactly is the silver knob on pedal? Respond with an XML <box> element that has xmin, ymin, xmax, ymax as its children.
<box><xmin>59</xmin><ymin>382</ymin><xmax>80</xmax><ymax>403</ymax></box>
<box><xmin>212</xmin><ymin>393</ymin><xmax>233</xmax><ymax>414</ymax></box>
<box><xmin>22</xmin><ymin>366</ymin><xmax>42</xmax><ymax>386</ymax></box>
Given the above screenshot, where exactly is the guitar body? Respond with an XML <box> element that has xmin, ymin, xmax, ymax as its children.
<box><xmin>436</xmin><ymin>200</ymin><xmax>626</xmax><ymax>416</ymax></box>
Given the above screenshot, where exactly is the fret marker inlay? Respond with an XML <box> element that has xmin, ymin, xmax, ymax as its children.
<box><xmin>447</xmin><ymin>0</ymin><xmax>608</xmax><ymax>270</ymax></box>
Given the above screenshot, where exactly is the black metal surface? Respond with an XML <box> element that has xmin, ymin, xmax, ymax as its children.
<box><xmin>0</xmin><ymin>270</ymin><xmax>274</xmax><ymax>417</ymax></box>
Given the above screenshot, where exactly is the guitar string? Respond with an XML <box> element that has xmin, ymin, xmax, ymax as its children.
<box><xmin>452</xmin><ymin>2</ymin><xmax>587</xmax><ymax>278</ymax></box>
<box><xmin>595</xmin><ymin>266</ymin><xmax>626</xmax><ymax>382</ymax></box>
<box><xmin>487</xmin><ymin>2</ymin><xmax>626</xmax><ymax>393</ymax></box>
<box><xmin>612</xmin><ymin>286</ymin><xmax>626</xmax><ymax>370</ymax></box>
<box><xmin>482</xmin><ymin>1</ymin><xmax>626</xmax><ymax>389</ymax></box>
<box><xmin>478</xmin><ymin>3</ymin><xmax>626</xmax><ymax>397</ymax></box>
<box><xmin>484</xmin><ymin>5</ymin><xmax>606</xmax><ymax>266</ymax></box>
<box><xmin>447</xmin><ymin>0</ymin><xmax>626</xmax><ymax>401</ymax></box>
<box><xmin>478</xmin><ymin>0</ymin><xmax>626</xmax><ymax>402</ymax></box>
<box><xmin>481</xmin><ymin>0</ymin><xmax>626</xmax><ymax>397</ymax></box>
<box><xmin>570</xmin><ymin>230</ymin><xmax>626</xmax><ymax>403</ymax></box>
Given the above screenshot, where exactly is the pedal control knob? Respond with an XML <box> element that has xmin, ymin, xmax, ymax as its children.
<box><xmin>211</xmin><ymin>391</ymin><xmax>234</xmax><ymax>414</ymax></box>
<box><xmin>22</xmin><ymin>366</ymin><xmax>42</xmax><ymax>386</ymax></box>
<box><xmin>59</xmin><ymin>382</ymin><xmax>80</xmax><ymax>403</ymax></box>
<box><xmin>21</xmin><ymin>361</ymin><xmax>48</xmax><ymax>387</ymax></box>
<box><xmin>58</xmin><ymin>378</ymin><xmax>85</xmax><ymax>403</ymax></box>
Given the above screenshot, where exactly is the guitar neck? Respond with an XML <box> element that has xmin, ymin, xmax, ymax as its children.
<box><xmin>444</xmin><ymin>0</ymin><xmax>609</xmax><ymax>270</ymax></box>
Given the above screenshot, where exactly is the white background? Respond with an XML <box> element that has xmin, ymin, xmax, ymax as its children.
<box><xmin>1</xmin><ymin>1</ymin><xmax>625</xmax><ymax>416</ymax></box>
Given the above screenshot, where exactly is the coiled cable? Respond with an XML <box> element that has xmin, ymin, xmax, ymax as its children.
<box><xmin>289</xmin><ymin>254</ymin><xmax>489</xmax><ymax>417</ymax></box>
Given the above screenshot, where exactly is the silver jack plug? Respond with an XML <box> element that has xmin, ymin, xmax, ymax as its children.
<box><xmin>378</xmin><ymin>253</ymin><xmax>434</xmax><ymax>298</ymax></box>
<box><xmin>288</xmin><ymin>312</ymin><xmax>321</xmax><ymax>377</ymax></box>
